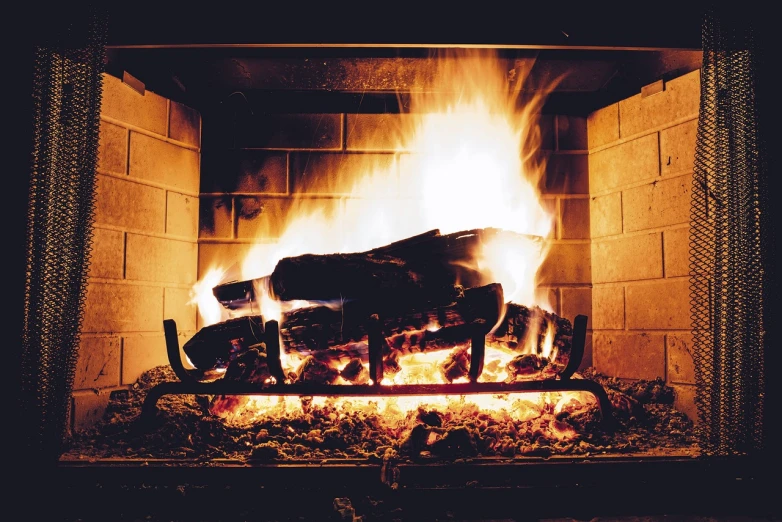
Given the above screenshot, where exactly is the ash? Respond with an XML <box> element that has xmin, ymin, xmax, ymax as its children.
<box><xmin>61</xmin><ymin>365</ymin><xmax>698</xmax><ymax>463</ymax></box>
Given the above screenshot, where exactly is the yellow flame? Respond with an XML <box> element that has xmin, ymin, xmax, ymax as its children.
<box><xmin>191</xmin><ymin>50</ymin><xmax>558</xmax><ymax>326</ymax></box>
<box><xmin>189</xmin><ymin>267</ymin><xmax>229</xmax><ymax>326</ymax></box>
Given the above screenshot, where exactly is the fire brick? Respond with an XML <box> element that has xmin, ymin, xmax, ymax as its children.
<box><xmin>622</xmin><ymin>174</ymin><xmax>693</xmax><ymax>232</ymax></box>
<box><xmin>88</xmin><ymin>227</ymin><xmax>124</xmax><ymax>280</ymax></box>
<box><xmin>671</xmin><ymin>384</ymin><xmax>699</xmax><ymax>424</ymax></box>
<box><xmin>560</xmin><ymin>287</ymin><xmax>592</xmax><ymax>328</ymax></box>
<box><xmin>537</xmin><ymin>243</ymin><xmax>591</xmax><ymax>285</ymax></box>
<box><xmin>560</xmin><ymin>198</ymin><xmax>591</xmax><ymax>239</ymax></box>
<box><xmin>539</xmin><ymin>114</ymin><xmax>556</xmax><ymax>150</ymax></box>
<box><xmin>541</xmin><ymin>153</ymin><xmax>589</xmax><ymax>195</ymax></box>
<box><xmin>556</xmin><ymin>115</ymin><xmax>588</xmax><ymax>150</ymax></box>
<box><xmin>580</xmin><ymin>333</ymin><xmax>593</xmax><ymax>370</ymax></box>
<box><xmin>129</xmin><ymin>132</ymin><xmax>200</xmax><ymax>194</ymax></box>
<box><xmin>100</xmin><ymin>73</ymin><xmax>168</xmax><ymax>136</ymax></box>
<box><xmin>94</xmin><ymin>174</ymin><xmax>166</xmax><ymax>233</ymax></box>
<box><xmin>536</xmin><ymin>287</ymin><xmax>559</xmax><ymax>314</ymax></box>
<box><xmin>618</xmin><ymin>69</ymin><xmax>701</xmax><ymax>138</ymax></box>
<box><xmin>238</xmin><ymin>114</ymin><xmax>342</xmax><ymax>150</ymax></box>
<box><xmin>82</xmin><ymin>283</ymin><xmax>163</xmax><ymax>333</ymax></box>
<box><xmin>660</xmin><ymin>119</ymin><xmax>697</xmax><ymax>176</ymax></box>
<box><xmin>625</xmin><ymin>278</ymin><xmax>691</xmax><ymax>330</ymax></box>
<box><xmin>664</xmin><ymin>226</ymin><xmax>691</xmax><ymax>277</ymax></box>
<box><xmin>591</xmin><ymin>233</ymin><xmax>663</xmax><ymax>283</ymax></box>
<box><xmin>125</xmin><ymin>234</ymin><xmax>197</xmax><ymax>284</ymax></box>
<box><xmin>169</xmin><ymin>100</ymin><xmax>201</xmax><ymax>148</ymax></box>
<box><xmin>591</xmin><ymin>285</ymin><xmax>625</xmax><ymax>329</ymax></box>
<box><xmin>589</xmin><ymin>133</ymin><xmax>659</xmax><ymax>194</ymax></box>
<box><xmin>98</xmin><ymin>120</ymin><xmax>127</xmax><ymax>174</ymax></box>
<box><xmin>199</xmin><ymin>197</ymin><xmax>233</xmax><ymax>239</ymax></box>
<box><xmin>667</xmin><ymin>333</ymin><xmax>696</xmax><ymax>385</ymax></box>
<box><xmin>587</xmin><ymin>103</ymin><xmax>619</xmax><ymax>150</ymax></box>
<box><xmin>593</xmin><ymin>332</ymin><xmax>666</xmax><ymax>380</ymax></box>
<box><xmin>589</xmin><ymin>192</ymin><xmax>622</xmax><ymax>238</ymax></box>
<box><xmin>200</xmin><ymin>151</ymin><xmax>288</xmax><ymax>194</ymax></box>
<box><xmin>164</xmin><ymin>287</ymin><xmax>197</xmax><ymax>333</ymax></box>
<box><xmin>73</xmin><ymin>336</ymin><xmax>121</xmax><ymax>390</ymax></box>
<box><xmin>290</xmin><ymin>152</ymin><xmax>396</xmax><ymax>194</ymax></box>
<box><xmin>166</xmin><ymin>192</ymin><xmax>199</xmax><ymax>238</ymax></box>
<box><xmin>71</xmin><ymin>390</ymin><xmax>112</xmax><ymax>432</ymax></box>
<box><xmin>198</xmin><ymin>243</ymin><xmax>255</xmax><ymax>279</ymax></box>
<box><xmin>346</xmin><ymin>114</ymin><xmax>415</xmax><ymax>151</ymax></box>
<box><xmin>122</xmin><ymin>335</ymin><xmax>172</xmax><ymax>385</ymax></box>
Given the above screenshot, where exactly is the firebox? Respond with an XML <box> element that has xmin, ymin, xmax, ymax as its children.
<box><xmin>16</xmin><ymin>5</ymin><xmax>777</xmax><ymax>521</ymax></box>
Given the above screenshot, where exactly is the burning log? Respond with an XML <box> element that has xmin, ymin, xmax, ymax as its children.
<box><xmin>339</xmin><ymin>358</ymin><xmax>370</xmax><ymax>384</ymax></box>
<box><xmin>182</xmin><ymin>315</ymin><xmax>265</xmax><ymax>370</ymax></box>
<box><xmin>221</xmin><ymin>345</ymin><xmax>272</xmax><ymax>385</ymax></box>
<box><xmin>440</xmin><ymin>345</ymin><xmax>471</xmax><ymax>382</ymax></box>
<box><xmin>215</xmin><ymin>228</ymin><xmax>541</xmax><ymax>311</ymax></box>
<box><xmin>269</xmin><ymin>252</ymin><xmax>461</xmax><ymax>307</ymax></box>
<box><xmin>488</xmin><ymin>302</ymin><xmax>574</xmax><ymax>374</ymax></box>
<box><xmin>280</xmin><ymin>283</ymin><xmax>503</xmax><ymax>357</ymax></box>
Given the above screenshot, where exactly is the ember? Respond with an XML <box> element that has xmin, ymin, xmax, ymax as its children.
<box><xmin>60</xmin><ymin>365</ymin><xmax>698</xmax><ymax>462</ymax></box>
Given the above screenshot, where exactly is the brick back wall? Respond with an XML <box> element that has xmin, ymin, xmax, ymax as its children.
<box><xmin>587</xmin><ymin>69</ymin><xmax>700</xmax><ymax>422</ymax></box>
<box><xmin>71</xmin><ymin>73</ymin><xmax>201</xmax><ymax>431</ymax></box>
<box><xmin>199</xmin><ymin>112</ymin><xmax>593</xmax><ymax>365</ymax></box>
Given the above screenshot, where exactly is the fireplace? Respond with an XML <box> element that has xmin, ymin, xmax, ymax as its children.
<box><xmin>15</xmin><ymin>5</ymin><xmax>778</xmax><ymax>521</ymax></box>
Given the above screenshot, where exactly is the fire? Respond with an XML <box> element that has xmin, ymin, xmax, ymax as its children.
<box><xmin>191</xmin><ymin>50</ymin><xmax>572</xmax><ymax>419</ymax></box>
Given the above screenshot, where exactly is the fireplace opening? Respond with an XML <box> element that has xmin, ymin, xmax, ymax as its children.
<box><xmin>18</xmin><ymin>5</ymin><xmax>777</xmax><ymax>520</ymax></box>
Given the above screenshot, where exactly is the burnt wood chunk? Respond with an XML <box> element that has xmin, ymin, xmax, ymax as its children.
<box><xmin>269</xmin><ymin>252</ymin><xmax>460</xmax><ymax>307</ymax></box>
<box><xmin>489</xmin><ymin>303</ymin><xmax>574</xmax><ymax>373</ymax></box>
<box><xmin>182</xmin><ymin>315</ymin><xmax>265</xmax><ymax>370</ymax></box>
<box><xmin>279</xmin><ymin>283</ymin><xmax>503</xmax><ymax>357</ymax></box>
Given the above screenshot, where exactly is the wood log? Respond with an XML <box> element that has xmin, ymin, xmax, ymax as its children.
<box><xmin>488</xmin><ymin>302</ymin><xmax>574</xmax><ymax>373</ymax></box>
<box><xmin>182</xmin><ymin>315</ymin><xmax>265</xmax><ymax>370</ymax></box>
<box><xmin>269</xmin><ymin>252</ymin><xmax>460</xmax><ymax>307</ymax></box>
<box><xmin>279</xmin><ymin>283</ymin><xmax>503</xmax><ymax>357</ymax></box>
<box><xmin>214</xmin><ymin>228</ymin><xmax>544</xmax><ymax>310</ymax></box>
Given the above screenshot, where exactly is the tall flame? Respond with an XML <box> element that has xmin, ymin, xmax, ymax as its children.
<box><xmin>194</xmin><ymin>50</ymin><xmax>558</xmax><ymax>322</ymax></box>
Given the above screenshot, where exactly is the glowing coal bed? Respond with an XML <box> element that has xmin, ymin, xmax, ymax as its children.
<box><xmin>61</xmin><ymin>365</ymin><xmax>696</xmax><ymax>465</ymax></box>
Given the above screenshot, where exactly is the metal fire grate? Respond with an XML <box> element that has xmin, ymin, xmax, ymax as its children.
<box><xmin>141</xmin><ymin>314</ymin><xmax>614</xmax><ymax>428</ymax></box>
<box><xmin>690</xmin><ymin>8</ymin><xmax>767</xmax><ymax>456</ymax></box>
<box><xmin>21</xmin><ymin>8</ymin><xmax>108</xmax><ymax>460</ymax></box>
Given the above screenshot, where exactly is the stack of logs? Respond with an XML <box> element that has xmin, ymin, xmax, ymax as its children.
<box><xmin>183</xmin><ymin>229</ymin><xmax>574</xmax><ymax>384</ymax></box>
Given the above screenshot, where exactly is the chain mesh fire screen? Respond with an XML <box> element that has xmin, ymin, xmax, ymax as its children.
<box><xmin>690</xmin><ymin>8</ymin><xmax>770</xmax><ymax>456</ymax></box>
<box><xmin>20</xmin><ymin>8</ymin><xmax>107</xmax><ymax>463</ymax></box>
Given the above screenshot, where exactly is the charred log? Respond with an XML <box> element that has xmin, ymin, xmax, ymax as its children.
<box><xmin>280</xmin><ymin>283</ymin><xmax>503</xmax><ymax>357</ymax></box>
<box><xmin>488</xmin><ymin>302</ymin><xmax>574</xmax><ymax>372</ymax></box>
<box><xmin>269</xmin><ymin>252</ymin><xmax>461</xmax><ymax>307</ymax></box>
<box><xmin>182</xmin><ymin>316</ymin><xmax>265</xmax><ymax>370</ymax></box>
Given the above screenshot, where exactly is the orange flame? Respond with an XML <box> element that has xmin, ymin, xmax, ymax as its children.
<box><xmin>192</xmin><ymin>50</ymin><xmax>570</xmax><ymax>418</ymax></box>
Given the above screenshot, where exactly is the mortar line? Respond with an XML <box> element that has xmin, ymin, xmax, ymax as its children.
<box><xmin>100</xmin><ymin>115</ymin><xmax>201</xmax><ymax>152</ymax></box>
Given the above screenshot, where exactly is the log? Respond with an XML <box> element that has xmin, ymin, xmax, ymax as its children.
<box><xmin>488</xmin><ymin>303</ymin><xmax>574</xmax><ymax>374</ymax></box>
<box><xmin>213</xmin><ymin>228</ymin><xmax>544</xmax><ymax>310</ymax></box>
<box><xmin>279</xmin><ymin>283</ymin><xmax>504</xmax><ymax>357</ymax></box>
<box><xmin>182</xmin><ymin>315</ymin><xmax>265</xmax><ymax>370</ymax></box>
<box><xmin>269</xmin><ymin>252</ymin><xmax>460</xmax><ymax>307</ymax></box>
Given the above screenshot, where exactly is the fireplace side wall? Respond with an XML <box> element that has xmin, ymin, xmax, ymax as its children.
<box><xmin>70</xmin><ymin>73</ymin><xmax>202</xmax><ymax>431</ymax></box>
<box><xmin>587</xmin><ymin>69</ymin><xmax>699</xmax><ymax>421</ymax></box>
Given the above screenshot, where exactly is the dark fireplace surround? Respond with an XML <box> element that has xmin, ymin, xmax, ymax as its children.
<box><xmin>13</xmin><ymin>5</ymin><xmax>779</xmax><ymax>521</ymax></box>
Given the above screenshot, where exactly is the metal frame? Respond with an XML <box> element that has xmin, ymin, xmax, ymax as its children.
<box><xmin>142</xmin><ymin>314</ymin><xmax>613</xmax><ymax>426</ymax></box>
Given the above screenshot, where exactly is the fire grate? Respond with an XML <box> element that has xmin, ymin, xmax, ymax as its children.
<box><xmin>141</xmin><ymin>314</ymin><xmax>614</xmax><ymax>427</ymax></box>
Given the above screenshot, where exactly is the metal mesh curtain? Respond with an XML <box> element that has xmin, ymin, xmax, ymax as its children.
<box><xmin>20</xmin><ymin>7</ymin><xmax>107</xmax><ymax>463</ymax></box>
<box><xmin>690</xmin><ymin>8</ymin><xmax>771</xmax><ymax>456</ymax></box>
